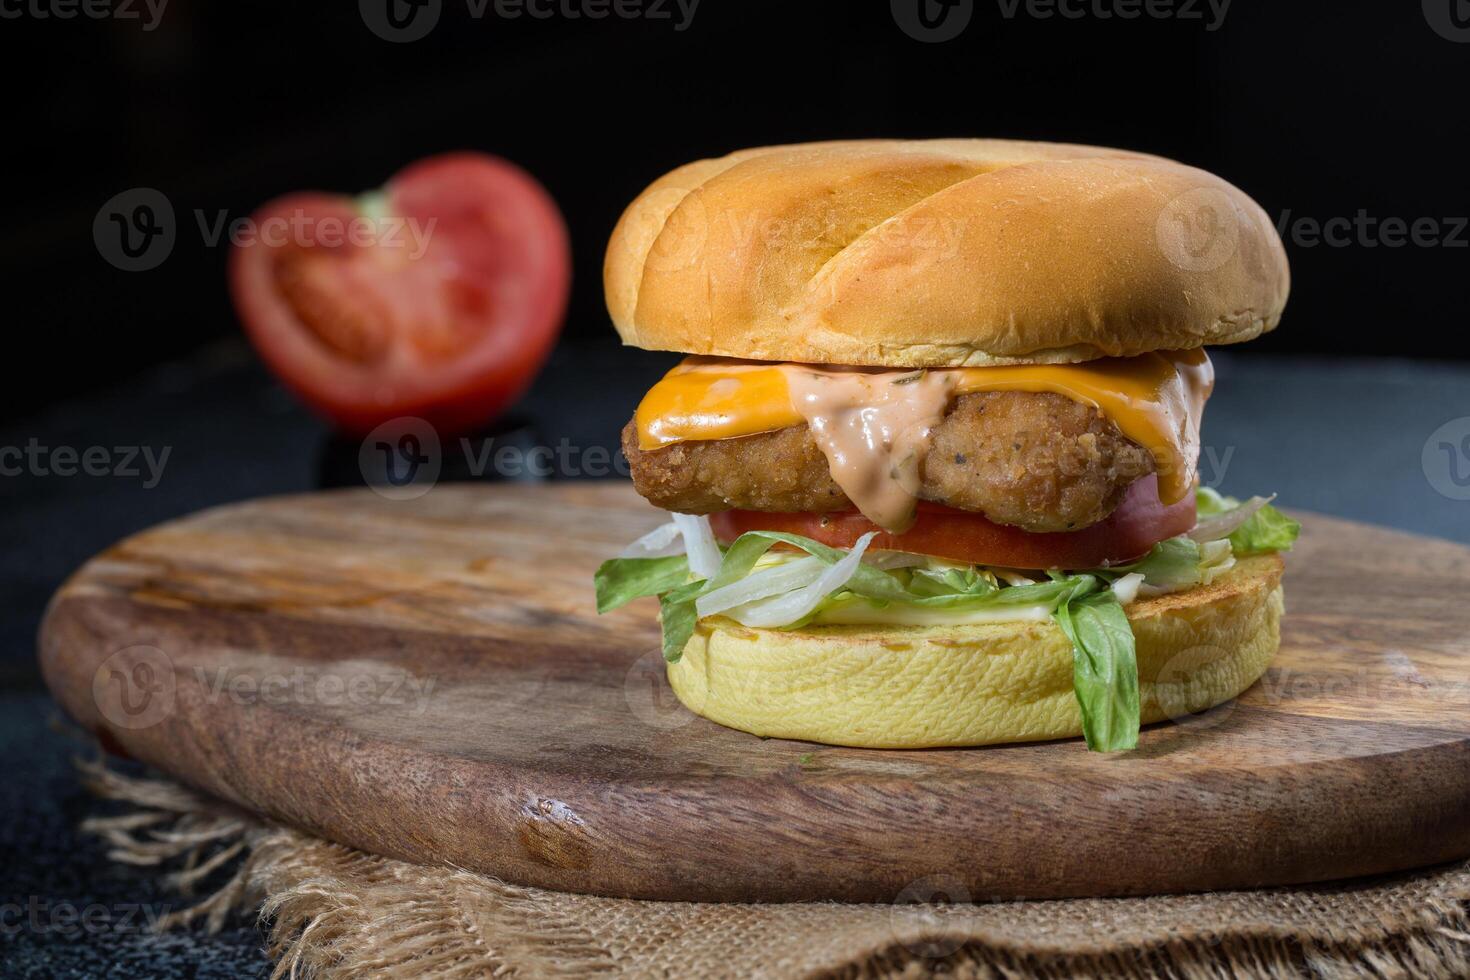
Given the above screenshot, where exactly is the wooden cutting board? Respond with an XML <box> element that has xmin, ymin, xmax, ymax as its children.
<box><xmin>40</xmin><ymin>482</ymin><xmax>1470</xmax><ymax>903</ymax></box>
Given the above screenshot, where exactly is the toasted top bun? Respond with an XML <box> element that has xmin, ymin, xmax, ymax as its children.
<box><xmin>605</xmin><ymin>139</ymin><xmax>1289</xmax><ymax>367</ymax></box>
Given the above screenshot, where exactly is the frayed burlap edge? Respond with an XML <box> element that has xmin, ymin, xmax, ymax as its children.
<box><xmin>78</xmin><ymin>759</ymin><xmax>1470</xmax><ymax>980</ymax></box>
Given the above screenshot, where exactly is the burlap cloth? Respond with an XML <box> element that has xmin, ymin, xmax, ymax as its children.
<box><xmin>78</xmin><ymin>761</ymin><xmax>1470</xmax><ymax>979</ymax></box>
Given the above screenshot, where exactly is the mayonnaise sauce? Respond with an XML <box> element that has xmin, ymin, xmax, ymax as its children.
<box><xmin>780</xmin><ymin>366</ymin><xmax>957</xmax><ymax>532</ymax></box>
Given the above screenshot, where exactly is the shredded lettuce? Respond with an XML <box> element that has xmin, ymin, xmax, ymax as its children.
<box><xmin>594</xmin><ymin>487</ymin><xmax>1297</xmax><ymax>753</ymax></box>
<box><xmin>1197</xmin><ymin>487</ymin><xmax>1301</xmax><ymax>555</ymax></box>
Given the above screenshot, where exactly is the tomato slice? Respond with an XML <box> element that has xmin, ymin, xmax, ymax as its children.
<box><xmin>229</xmin><ymin>152</ymin><xmax>571</xmax><ymax>435</ymax></box>
<box><xmin>708</xmin><ymin>475</ymin><xmax>1196</xmax><ymax>569</ymax></box>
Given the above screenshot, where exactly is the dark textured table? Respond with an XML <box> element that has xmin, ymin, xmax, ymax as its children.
<box><xmin>3</xmin><ymin>339</ymin><xmax>1468</xmax><ymax>976</ymax></box>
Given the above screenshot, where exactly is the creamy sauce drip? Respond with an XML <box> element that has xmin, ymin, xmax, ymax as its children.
<box><xmin>779</xmin><ymin>366</ymin><xmax>959</xmax><ymax>533</ymax></box>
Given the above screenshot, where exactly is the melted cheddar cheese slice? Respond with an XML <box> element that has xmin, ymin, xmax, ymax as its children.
<box><xmin>635</xmin><ymin>350</ymin><xmax>1214</xmax><ymax>506</ymax></box>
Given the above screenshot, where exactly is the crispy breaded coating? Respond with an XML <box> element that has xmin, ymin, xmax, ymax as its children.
<box><xmin>622</xmin><ymin>391</ymin><xmax>1156</xmax><ymax>532</ymax></box>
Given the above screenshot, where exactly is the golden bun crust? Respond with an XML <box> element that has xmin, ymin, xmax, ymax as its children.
<box><xmin>667</xmin><ymin>555</ymin><xmax>1284</xmax><ymax>748</ymax></box>
<box><xmin>605</xmin><ymin>139</ymin><xmax>1289</xmax><ymax>367</ymax></box>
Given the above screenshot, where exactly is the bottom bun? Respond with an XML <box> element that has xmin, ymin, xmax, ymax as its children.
<box><xmin>667</xmin><ymin>554</ymin><xmax>1284</xmax><ymax>748</ymax></box>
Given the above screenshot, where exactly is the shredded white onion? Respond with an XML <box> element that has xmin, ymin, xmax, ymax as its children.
<box><xmin>1111</xmin><ymin>572</ymin><xmax>1145</xmax><ymax>605</ymax></box>
<box><xmin>995</xmin><ymin>570</ymin><xmax>1037</xmax><ymax>587</ymax></box>
<box><xmin>696</xmin><ymin>556</ymin><xmax>826</xmax><ymax>618</ymax></box>
<box><xmin>721</xmin><ymin>532</ymin><xmax>878</xmax><ymax>628</ymax></box>
<box><xmin>1188</xmin><ymin>495</ymin><xmax>1273</xmax><ymax>543</ymax></box>
<box><xmin>672</xmin><ymin>513</ymin><xmax>722</xmax><ymax>579</ymax></box>
<box><xmin>1201</xmin><ymin>555</ymin><xmax>1237</xmax><ymax>585</ymax></box>
<box><xmin>618</xmin><ymin>521</ymin><xmax>684</xmax><ymax>559</ymax></box>
<box><xmin>1200</xmin><ymin>539</ymin><xmax>1233</xmax><ymax>563</ymax></box>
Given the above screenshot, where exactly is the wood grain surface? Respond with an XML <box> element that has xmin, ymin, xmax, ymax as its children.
<box><xmin>39</xmin><ymin>482</ymin><xmax>1470</xmax><ymax>902</ymax></box>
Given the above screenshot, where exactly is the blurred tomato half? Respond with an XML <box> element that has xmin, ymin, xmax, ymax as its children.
<box><xmin>229</xmin><ymin>152</ymin><xmax>571</xmax><ymax>435</ymax></box>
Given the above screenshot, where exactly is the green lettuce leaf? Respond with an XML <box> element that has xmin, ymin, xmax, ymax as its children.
<box><xmin>658</xmin><ymin>579</ymin><xmax>707</xmax><ymax>662</ymax></box>
<box><xmin>593</xmin><ymin>555</ymin><xmax>691</xmax><ymax>614</ymax></box>
<box><xmin>1195</xmin><ymin>486</ymin><xmax>1232</xmax><ymax>518</ymax></box>
<box><xmin>1109</xmin><ymin>536</ymin><xmax>1205</xmax><ymax>591</ymax></box>
<box><xmin>906</xmin><ymin>566</ymin><xmax>996</xmax><ymax>599</ymax></box>
<box><xmin>1196</xmin><ymin>487</ymin><xmax>1300</xmax><ymax>556</ymax></box>
<box><xmin>1053</xmin><ymin>589</ymin><xmax>1139</xmax><ymax>752</ymax></box>
<box><xmin>1228</xmin><ymin>504</ymin><xmax>1300</xmax><ymax>555</ymax></box>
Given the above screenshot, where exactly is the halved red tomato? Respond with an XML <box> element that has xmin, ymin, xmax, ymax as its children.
<box><xmin>708</xmin><ymin>475</ymin><xmax>1195</xmax><ymax>570</ymax></box>
<box><xmin>229</xmin><ymin>152</ymin><xmax>571</xmax><ymax>435</ymax></box>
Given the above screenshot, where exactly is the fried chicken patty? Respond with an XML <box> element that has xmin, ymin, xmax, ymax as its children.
<box><xmin>622</xmin><ymin>390</ymin><xmax>1157</xmax><ymax>532</ymax></box>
